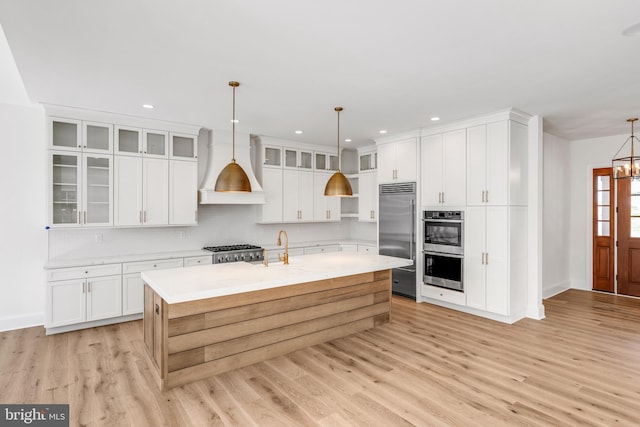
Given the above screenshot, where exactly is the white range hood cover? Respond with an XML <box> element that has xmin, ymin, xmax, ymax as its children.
<box><xmin>199</xmin><ymin>129</ymin><xmax>265</xmax><ymax>204</ymax></box>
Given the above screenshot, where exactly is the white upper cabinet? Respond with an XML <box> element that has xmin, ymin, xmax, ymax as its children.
<box><xmin>283</xmin><ymin>169</ymin><xmax>314</xmax><ymax>222</ymax></box>
<box><xmin>314</xmin><ymin>171</ymin><xmax>341</xmax><ymax>221</ymax></box>
<box><xmin>284</xmin><ymin>148</ymin><xmax>313</xmax><ymax>170</ymax></box>
<box><xmin>50</xmin><ymin>117</ymin><xmax>113</xmax><ymax>154</ymax></box>
<box><xmin>82</xmin><ymin>153</ymin><xmax>113</xmax><ymax>226</ymax></box>
<box><xmin>421</xmin><ymin>129</ymin><xmax>466</xmax><ymax>207</ymax></box>
<box><xmin>315</xmin><ymin>152</ymin><xmax>339</xmax><ymax>171</ymax></box>
<box><xmin>262</xmin><ymin>146</ymin><xmax>282</xmax><ymax>168</ymax></box>
<box><xmin>358</xmin><ymin>171</ymin><xmax>378</xmax><ymax>222</ymax></box>
<box><xmin>169</xmin><ymin>160</ymin><xmax>198</xmax><ymax>225</ymax></box>
<box><xmin>260</xmin><ymin>167</ymin><xmax>284</xmax><ymax>222</ymax></box>
<box><xmin>170</xmin><ymin>132</ymin><xmax>198</xmax><ymax>161</ymax></box>
<box><xmin>359</xmin><ymin>149</ymin><xmax>377</xmax><ymax>172</ymax></box>
<box><xmin>115</xmin><ymin>125</ymin><xmax>143</xmax><ymax>156</ymax></box>
<box><xmin>466</xmin><ymin>120</ymin><xmax>528</xmax><ymax>207</ymax></box>
<box><xmin>114</xmin><ymin>157</ymin><xmax>168</xmax><ymax>226</ymax></box>
<box><xmin>377</xmin><ymin>137</ymin><xmax>417</xmax><ymax>184</ymax></box>
<box><xmin>143</xmin><ymin>129</ymin><xmax>169</xmax><ymax>158</ymax></box>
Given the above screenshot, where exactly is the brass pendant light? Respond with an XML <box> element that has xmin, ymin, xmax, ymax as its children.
<box><xmin>324</xmin><ymin>107</ymin><xmax>353</xmax><ymax>196</ymax></box>
<box><xmin>613</xmin><ymin>118</ymin><xmax>640</xmax><ymax>179</ymax></box>
<box><xmin>215</xmin><ymin>81</ymin><xmax>252</xmax><ymax>192</ymax></box>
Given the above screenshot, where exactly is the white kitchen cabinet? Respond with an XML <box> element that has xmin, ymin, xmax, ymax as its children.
<box><xmin>115</xmin><ymin>125</ymin><xmax>143</xmax><ymax>155</ymax></box>
<box><xmin>170</xmin><ymin>132</ymin><xmax>198</xmax><ymax>161</ymax></box>
<box><xmin>49</xmin><ymin>151</ymin><xmax>113</xmax><ymax>227</ymax></box>
<box><xmin>357</xmin><ymin>244</ymin><xmax>377</xmax><ymax>253</ymax></box>
<box><xmin>169</xmin><ymin>160</ymin><xmax>198</xmax><ymax>225</ymax></box>
<box><xmin>114</xmin><ymin>156</ymin><xmax>168</xmax><ymax>226</ymax></box>
<box><xmin>47</xmin><ymin>264</ymin><xmax>122</xmax><ymax>328</ymax></box>
<box><xmin>284</xmin><ymin>147</ymin><xmax>313</xmax><ymax>170</ymax></box>
<box><xmin>260</xmin><ymin>167</ymin><xmax>284</xmax><ymax>222</ymax></box>
<box><xmin>183</xmin><ymin>255</ymin><xmax>213</xmax><ymax>267</ymax></box>
<box><xmin>421</xmin><ymin>129</ymin><xmax>466</xmax><ymax>207</ymax></box>
<box><xmin>340</xmin><ymin>244</ymin><xmax>358</xmax><ymax>252</ymax></box>
<box><xmin>261</xmin><ymin>145</ymin><xmax>282</xmax><ymax>168</ymax></box>
<box><xmin>315</xmin><ymin>152</ymin><xmax>339</xmax><ymax>171</ymax></box>
<box><xmin>283</xmin><ymin>169</ymin><xmax>314</xmax><ymax>222</ymax></box>
<box><xmin>467</xmin><ymin>121</ymin><xmax>528</xmax><ymax>207</ymax></box>
<box><xmin>143</xmin><ymin>129</ymin><xmax>169</xmax><ymax>158</ymax></box>
<box><xmin>122</xmin><ymin>273</ymin><xmax>144</xmax><ymax>315</ymax></box>
<box><xmin>359</xmin><ymin>149</ymin><xmax>377</xmax><ymax>172</ymax></box>
<box><xmin>358</xmin><ymin>171</ymin><xmax>378</xmax><ymax>222</ymax></box>
<box><xmin>314</xmin><ymin>171</ymin><xmax>341</xmax><ymax>221</ymax></box>
<box><xmin>464</xmin><ymin>206</ymin><xmax>527</xmax><ymax>317</ymax></box>
<box><xmin>377</xmin><ymin>137</ymin><xmax>417</xmax><ymax>184</ymax></box>
<box><xmin>50</xmin><ymin>117</ymin><xmax>113</xmax><ymax>154</ymax></box>
<box><xmin>304</xmin><ymin>244</ymin><xmax>340</xmax><ymax>254</ymax></box>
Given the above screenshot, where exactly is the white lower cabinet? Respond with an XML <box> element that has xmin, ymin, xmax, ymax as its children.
<box><xmin>304</xmin><ymin>244</ymin><xmax>340</xmax><ymax>254</ymax></box>
<box><xmin>464</xmin><ymin>206</ymin><xmax>527</xmax><ymax>317</ymax></box>
<box><xmin>47</xmin><ymin>265</ymin><xmax>122</xmax><ymax>328</ymax></box>
<box><xmin>122</xmin><ymin>274</ymin><xmax>144</xmax><ymax>315</ymax></box>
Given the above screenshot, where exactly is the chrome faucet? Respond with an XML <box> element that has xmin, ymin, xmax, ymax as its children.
<box><xmin>277</xmin><ymin>229</ymin><xmax>289</xmax><ymax>265</ymax></box>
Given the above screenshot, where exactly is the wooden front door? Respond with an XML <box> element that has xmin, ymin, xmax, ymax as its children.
<box><xmin>616</xmin><ymin>177</ymin><xmax>640</xmax><ymax>296</ymax></box>
<box><xmin>593</xmin><ymin>168</ymin><xmax>615</xmax><ymax>292</ymax></box>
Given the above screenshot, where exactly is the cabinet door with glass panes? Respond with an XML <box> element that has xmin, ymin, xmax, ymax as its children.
<box><xmin>170</xmin><ymin>133</ymin><xmax>198</xmax><ymax>161</ymax></box>
<box><xmin>115</xmin><ymin>125</ymin><xmax>143</xmax><ymax>156</ymax></box>
<box><xmin>284</xmin><ymin>148</ymin><xmax>313</xmax><ymax>170</ymax></box>
<box><xmin>143</xmin><ymin>129</ymin><xmax>169</xmax><ymax>158</ymax></box>
<box><xmin>50</xmin><ymin>117</ymin><xmax>113</xmax><ymax>154</ymax></box>
<box><xmin>315</xmin><ymin>152</ymin><xmax>339</xmax><ymax>172</ymax></box>
<box><xmin>49</xmin><ymin>151</ymin><xmax>112</xmax><ymax>227</ymax></box>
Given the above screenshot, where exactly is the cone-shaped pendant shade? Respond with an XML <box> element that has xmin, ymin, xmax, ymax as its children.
<box><xmin>324</xmin><ymin>106</ymin><xmax>353</xmax><ymax>196</ymax></box>
<box><xmin>324</xmin><ymin>171</ymin><xmax>352</xmax><ymax>196</ymax></box>
<box><xmin>215</xmin><ymin>81</ymin><xmax>252</xmax><ymax>192</ymax></box>
<box><xmin>215</xmin><ymin>159</ymin><xmax>252</xmax><ymax>192</ymax></box>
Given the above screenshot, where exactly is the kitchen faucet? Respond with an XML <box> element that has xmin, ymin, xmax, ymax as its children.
<box><xmin>277</xmin><ymin>230</ymin><xmax>289</xmax><ymax>265</ymax></box>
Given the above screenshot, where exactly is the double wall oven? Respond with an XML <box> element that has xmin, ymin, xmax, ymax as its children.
<box><xmin>422</xmin><ymin>211</ymin><xmax>464</xmax><ymax>292</ymax></box>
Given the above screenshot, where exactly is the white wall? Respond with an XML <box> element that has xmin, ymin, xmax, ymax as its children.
<box><xmin>0</xmin><ymin>24</ymin><xmax>47</xmax><ymax>330</ymax></box>
<box><xmin>542</xmin><ymin>132</ymin><xmax>571</xmax><ymax>297</ymax></box>
<box><xmin>568</xmin><ymin>134</ymin><xmax>623</xmax><ymax>290</ymax></box>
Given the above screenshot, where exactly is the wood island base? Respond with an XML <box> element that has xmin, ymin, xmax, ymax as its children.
<box><xmin>143</xmin><ymin>269</ymin><xmax>392</xmax><ymax>390</ymax></box>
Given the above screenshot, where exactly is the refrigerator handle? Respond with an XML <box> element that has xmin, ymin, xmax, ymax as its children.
<box><xmin>410</xmin><ymin>198</ymin><xmax>415</xmax><ymax>260</ymax></box>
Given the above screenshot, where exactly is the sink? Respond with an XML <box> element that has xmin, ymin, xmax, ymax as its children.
<box><xmin>252</xmin><ymin>257</ymin><xmax>301</xmax><ymax>268</ymax></box>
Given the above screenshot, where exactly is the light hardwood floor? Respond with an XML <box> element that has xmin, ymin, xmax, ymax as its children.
<box><xmin>1</xmin><ymin>289</ymin><xmax>640</xmax><ymax>426</ymax></box>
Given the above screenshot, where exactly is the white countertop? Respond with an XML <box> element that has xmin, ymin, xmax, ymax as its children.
<box><xmin>44</xmin><ymin>249</ymin><xmax>212</xmax><ymax>269</ymax></box>
<box><xmin>142</xmin><ymin>252</ymin><xmax>411</xmax><ymax>304</ymax></box>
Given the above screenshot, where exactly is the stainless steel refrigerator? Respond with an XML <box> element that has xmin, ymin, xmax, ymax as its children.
<box><xmin>378</xmin><ymin>182</ymin><xmax>416</xmax><ymax>299</ymax></box>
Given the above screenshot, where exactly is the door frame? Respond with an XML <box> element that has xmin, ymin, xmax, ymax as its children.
<box><xmin>592</xmin><ymin>167</ymin><xmax>615</xmax><ymax>292</ymax></box>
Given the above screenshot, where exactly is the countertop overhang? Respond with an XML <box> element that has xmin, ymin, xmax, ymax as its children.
<box><xmin>142</xmin><ymin>252</ymin><xmax>412</xmax><ymax>304</ymax></box>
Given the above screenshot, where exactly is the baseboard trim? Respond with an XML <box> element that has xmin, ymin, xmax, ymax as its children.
<box><xmin>543</xmin><ymin>281</ymin><xmax>570</xmax><ymax>299</ymax></box>
<box><xmin>0</xmin><ymin>312</ymin><xmax>44</xmax><ymax>332</ymax></box>
<box><xmin>45</xmin><ymin>314</ymin><xmax>142</xmax><ymax>335</ymax></box>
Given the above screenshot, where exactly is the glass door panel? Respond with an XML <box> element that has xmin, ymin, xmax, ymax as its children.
<box><xmin>171</xmin><ymin>134</ymin><xmax>196</xmax><ymax>159</ymax></box>
<box><xmin>264</xmin><ymin>147</ymin><xmax>281</xmax><ymax>166</ymax></box>
<box><xmin>285</xmin><ymin>149</ymin><xmax>297</xmax><ymax>168</ymax></box>
<box><xmin>593</xmin><ymin>168</ymin><xmax>614</xmax><ymax>293</ymax></box>
<box><xmin>51</xmin><ymin>153</ymin><xmax>80</xmax><ymax>225</ymax></box>
<box><xmin>329</xmin><ymin>155</ymin><xmax>339</xmax><ymax>171</ymax></box>
<box><xmin>144</xmin><ymin>130</ymin><xmax>168</xmax><ymax>157</ymax></box>
<box><xmin>116</xmin><ymin>126</ymin><xmax>142</xmax><ymax>155</ymax></box>
<box><xmin>84</xmin><ymin>155</ymin><xmax>112</xmax><ymax>225</ymax></box>
<box><xmin>84</xmin><ymin>122</ymin><xmax>112</xmax><ymax>152</ymax></box>
<box><xmin>300</xmin><ymin>151</ymin><xmax>312</xmax><ymax>169</ymax></box>
<box><xmin>315</xmin><ymin>153</ymin><xmax>327</xmax><ymax>170</ymax></box>
<box><xmin>51</xmin><ymin>118</ymin><xmax>80</xmax><ymax>150</ymax></box>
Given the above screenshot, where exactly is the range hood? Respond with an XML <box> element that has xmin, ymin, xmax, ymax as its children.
<box><xmin>199</xmin><ymin>129</ymin><xmax>265</xmax><ymax>204</ymax></box>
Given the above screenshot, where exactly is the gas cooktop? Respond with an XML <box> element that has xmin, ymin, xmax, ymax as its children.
<box><xmin>203</xmin><ymin>244</ymin><xmax>264</xmax><ymax>264</ymax></box>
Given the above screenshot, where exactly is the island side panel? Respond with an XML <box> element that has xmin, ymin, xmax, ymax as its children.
<box><xmin>145</xmin><ymin>269</ymin><xmax>391</xmax><ymax>390</ymax></box>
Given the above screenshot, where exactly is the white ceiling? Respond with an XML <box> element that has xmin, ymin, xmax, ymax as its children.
<box><xmin>1</xmin><ymin>0</ymin><xmax>640</xmax><ymax>148</ymax></box>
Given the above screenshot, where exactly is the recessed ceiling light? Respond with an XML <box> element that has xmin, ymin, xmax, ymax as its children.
<box><xmin>345</xmin><ymin>138</ymin><xmax>352</xmax><ymax>142</ymax></box>
<box><xmin>295</xmin><ymin>130</ymin><xmax>303</xmax><ymax>134</ymax></box>
<box><xmin>230</xmin><ymin>119</ymin><xmax>239</xmax><ymax>123</ymax></box>
<box><xmin>379</xmin><ymin>130</ymin><xmax>387</xmax><ymax>134</ymax></box>
<box><xmin>142</xmin><ymin>104</ymin><xmax>155</xmax><ymax>109</ymax></box>
<box><xmin>622</xmin><ymin>22</ymin><xmax>640</xmax><ymax>36</ymax></box>
<box><xmin>430</xmin><ymin>116</ymin><xmax>440</xmax><ymax>121</ymax></box>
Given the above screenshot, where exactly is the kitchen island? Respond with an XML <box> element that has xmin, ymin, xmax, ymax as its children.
<box><xmin>141</xmin><ymin>252</ymin><xmax>412</xmax><ymax>390</ymax></box>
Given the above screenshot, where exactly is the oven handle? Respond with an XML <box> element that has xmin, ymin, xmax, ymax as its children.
<box><xmin>423</xmin><ymin>251</ymin><xmax>464</xmax><ymax>259</ymax></box>
<box><xmin>422</xmin><ymin>218</ymin><xmax>463</xmax><ymax>223</ymax></box>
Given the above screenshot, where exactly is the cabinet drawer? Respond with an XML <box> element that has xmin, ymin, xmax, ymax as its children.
<box><xmin>357</xmin><ymin>245</ymin><xmax>376</xmax><ymax>253</ymax></box>
<box><xmin>340</xmin><ymin>244</ymin><xmax>358</xmax><ymax>252</ymax></box>
<box><xmin>123</xmin><ymin>258</ymin><xmax>183</xmax><ymax>274</ymax></box>
<box><xmin>183</xmin><ymin>255</ymin><xmax>213</xmax><ymax>267</ymax></box>
<box><xmin>47</xmin><ymin>263</ymin><xmax>122</xmax><ymax>281</ymax></box>
<box><xmin>422</xmin><ymin>284</ymin><xmax>466</xmax><ymax>306</ymax></box>
<box><xmin>304</xmin><ymin>244</ymin><xmax>340</xmax><ymax>254</ymax></box>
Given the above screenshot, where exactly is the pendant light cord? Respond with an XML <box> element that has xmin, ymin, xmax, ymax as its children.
<box><xmin>336</xmin><ymin>107</ymin><xmax>343</xmax><ymax>172</ymax></box>
<box><xmin>232</xmin><ymin>83</ymin><xmax>236</xmax><ymax>162</ymax></box>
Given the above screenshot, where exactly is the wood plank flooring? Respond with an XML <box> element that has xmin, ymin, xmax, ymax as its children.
<box><xmin>1</xmin><ymin>289</ymin><xmax>640</xmax><ymax>426</ymax></box>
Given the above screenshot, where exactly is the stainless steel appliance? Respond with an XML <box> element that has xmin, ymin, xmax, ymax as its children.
<box><xmin>379</xmin><ymin>182</ymin><xmax>416</xmax><ymax>299</ymax></box>
<box><xmin>203</xmin><ymin>244</ymin><xmax>264</xmax><ymax>264</ymax></box>
<box><xmin>422</xmin><ymin>211</ymin><xmax>464</xmax><ymax>292</ymax></box>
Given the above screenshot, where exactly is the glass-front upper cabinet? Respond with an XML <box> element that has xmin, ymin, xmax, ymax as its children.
<box><xmin>49</xmin><ymin>118</ymin><xmax>113</xmax><ymax>154</ymax></box>
<box><xmin>49</xmin><ymin>151</ymin><xmax>112</xmax><ymax>227</ymax></box>
<box><xmin>143</xmin><ymin>130</ymin><xmax>168</xmax><ymax>158</ymax></box>
<box><xmin>263</xmin><ymin>146</ymin><xmax>282</xmax><ymax>167</ymax></box>
<box><xmin>359</xmin><ymin>151</ymin><xmax>377</xmax><ymax>172</ymax></box>
<box><xmin>115</xmin><ymin>125</ymin><xmax>143</xmax><ymax>155</ymax></box>
<box><xmin>315</xmin><ymin>152</ymin><xmax>339</xmax><ymax>171</ymax></box>
<box><xmin>170</xmin><ymin>133</ymin><xmax>198</xmax><ymax>160</ymax></box>
<box><xmin>82</xmin><ymin>121</ymin><xmax>113</xmax><ymax>153</ymax></box>
<box><xmin>284</xmin><ymin>148</ymin><xmax>313</xmax><ymax>169</ymax></box>
<box><xmin>83</xmin><ymin>154</ymin><xmax>112</xmax><ymax>226</ymax></box>
<box><xmin>50</xmin><ymin>152</ymin><xmax>81</xmax><ymax>226</ymax></box>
